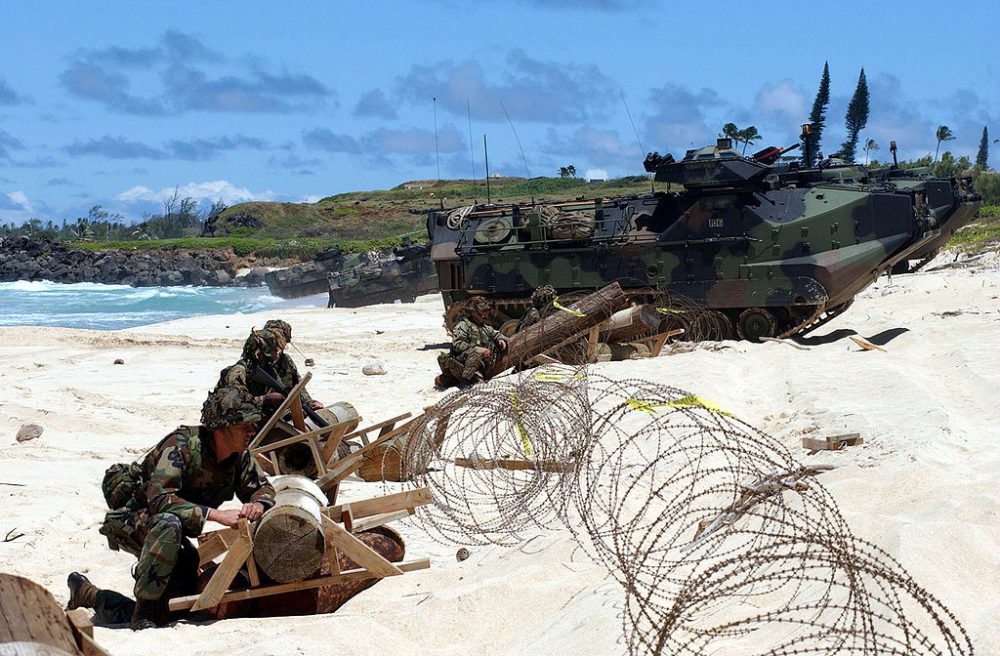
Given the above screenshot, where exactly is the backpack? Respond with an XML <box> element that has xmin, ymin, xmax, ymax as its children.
<box><xmin>101</xmin><ymin>462</ymin><xmax>143</xmax><ymax>510</ymax></box>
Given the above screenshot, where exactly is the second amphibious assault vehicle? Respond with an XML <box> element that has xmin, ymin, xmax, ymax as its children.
<box><xmin>427</xmin><ymin>137</ymin><xmax>981</xmax><ymax>341</ymax></box>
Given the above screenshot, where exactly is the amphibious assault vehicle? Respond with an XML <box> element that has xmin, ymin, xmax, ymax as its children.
<box><xmin>427</xmin><ymin>137</ymin><xmax>981</xmax><ymax>340</ymax></box>
<box><xmin>264</xmin><ymin>242</ymin><xmax>437</xmax><ymax>305</ymax></box>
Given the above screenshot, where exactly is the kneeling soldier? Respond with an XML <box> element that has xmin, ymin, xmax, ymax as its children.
<box><xmin>68</xmin><ymin>386</ymin><xmax>275</xmax><ymax>629</ymax></box>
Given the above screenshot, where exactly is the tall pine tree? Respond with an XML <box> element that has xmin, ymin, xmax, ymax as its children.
<box><xmin>805</xmin><ymin>62</ymin><xmax>831</xmax><ymax>166</ymax></box>
<box><xmin>840</xmin><ymin>68</ymin><xmax>870</xmax><ymax>162</ymax></box>
<box><xmin>976</xmin><ymin>126</ymin><xmax>989</xmax><ymax>169</ymax></box>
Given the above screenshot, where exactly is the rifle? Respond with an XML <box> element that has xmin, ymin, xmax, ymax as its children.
<box><xmin>250</xmin><ymin>365</ymin><xmax>328</xmax><ymax>428</ymax></box>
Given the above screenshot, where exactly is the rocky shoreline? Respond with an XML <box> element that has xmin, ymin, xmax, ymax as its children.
<box><xmin>0</xmin><ymin>236</ymin><xmax>270</xmax><ymax>287</ymax></box>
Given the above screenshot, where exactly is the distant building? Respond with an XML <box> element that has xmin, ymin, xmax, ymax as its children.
<box><xmin>489</xmin><ymin>172</ymin><xmax>503</xmax><ymax>179</ymax></box>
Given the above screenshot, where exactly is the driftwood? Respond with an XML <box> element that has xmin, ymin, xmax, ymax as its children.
<box><xmin>485</xmin><ymin>282</ymin><xmax>629</xmax><ymax>377</ymax></box>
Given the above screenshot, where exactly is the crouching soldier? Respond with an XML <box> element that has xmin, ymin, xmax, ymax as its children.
<box><xmin>436</xmin><ymin>297</ymin><xmax>508</xmax><ymax>389</ymax></box>
<box><xmin>515</xmin><ymin>285</ymin><xmax>557</xmax><ymax>332</ymax></box>
<box><xmin>67</xmin><ymin>386</ymin><xmax>275</xmax><ymax>630</ymax></box>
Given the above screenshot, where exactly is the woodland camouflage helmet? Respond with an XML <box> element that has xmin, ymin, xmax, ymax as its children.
<box><xmin>531</xmin><ymin>285</ymin><xmax>557</xmax><ymax>309</ymax></box>
<box><xmin>466</xmin><ymin>296</ymin><xmax>491</xmax><ymax>316</ymax></box>
<box><xmin>263</xmin><ymin>319</ymin><xmax>292</xmax><ymax>343</ymax></box>
<box><xmin>200</xmin><ymin>386</ymin><xmax>262</xmax><ymax>429</ymax></box>
<box><xmin>241</xmin><ymin>328</ymin><xmax>286</xmax><ymax>363</ymax></box>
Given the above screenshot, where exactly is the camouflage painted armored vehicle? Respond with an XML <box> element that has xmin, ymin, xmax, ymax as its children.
<box><xmin>327</xmin><ymin>242</ymin><xmax>437</xmax><ymax>308</ymax></box>
<box><xmin>427</xmin><ymin>137</ymin><xmax>981</xmax><ymax>340</ymax></box>
<box><xmin>264</xmin><ymin>247</ymin><xmax>368</xmax><ymax>299</ymax></box>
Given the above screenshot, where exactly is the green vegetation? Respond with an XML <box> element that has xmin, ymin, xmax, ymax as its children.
<box><xmin>949</xmin><ymin>205</ymin><xmax>1000</xmax><ymax>254</ymax></box>
<box><xmin>67</xmin><ymin>236</ymin><xmax>410</xmax><ymax>258</ymax></box>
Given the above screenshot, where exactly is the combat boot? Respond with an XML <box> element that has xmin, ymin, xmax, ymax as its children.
<box><xmin>66</xmin><ymin>572</ymin><xmax>98</xmax><ymax>610</ymax></box>
<box><xmin>460</xmin><ymin>352</ymin><xmax>485</xmax><ymax>381</ymax></box>
<box><xmin>130</xmin><ymin>598</ymin><xmax>162</xmax><ymax>631</ymax></box>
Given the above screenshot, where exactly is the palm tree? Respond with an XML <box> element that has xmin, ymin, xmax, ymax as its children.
<box><xmin>736</xmin><ymin>126</ymin><xmax>761</xmax><ymax>155</ymax></box>
<box><xmin>722</xmin><ymin>122</ymin><xmax>739</xmax><ymax>144</ymax></box>
<box><xmin>934</xmin><ymin>125</ymin><xmax>954</xmax><ymax>161</ymax></box>
<box><xmin>863</xmin><ymin>138</ymin><xmax>880</xmax><ymax>165</ymax></box>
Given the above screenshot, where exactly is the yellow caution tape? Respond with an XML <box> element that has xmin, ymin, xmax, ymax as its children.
<box><xmin>532</xmin><ymin>371</ymin><xmax>588</xmax><ymax>382</ymax></box>
<box><xmin>553</xmin><ymin>297</ymin><xmax>585</xmax><ymax>317</ymax></box>
<box><xmin>510</xmin><ymin>392</ymin><xmax>533</xmax><ymax>456</ymax></box>
<box><xmin>627</xmin><ymin>395</ymin><xmax>733</xmax><ymax>417</ymax></box>
<box><xmin>656</xmin><ymin>307</ymin><xmax>687</xmax><ymax>315</ymax></box>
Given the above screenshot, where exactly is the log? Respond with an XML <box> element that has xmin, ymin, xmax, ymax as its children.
<box><xmin>190</xmin><ymin>526</ymin><xmax>409</xmax><ymax>620</ymax></box>
<box><xmin>486</xmin><ymin>282</ymin><xmax>630</xmax><ymax>377</ymax></box>
<box><xmin>599</xmin><ymin>304</ymin><xmax>663</xmax><ymax>343</ymax></box>
<box><xmin>253</xmin><ymin>476</ymin><xmax>327</xmax><ymax>583</ymax></box>
<box><xmin>0</xmin><ymin>573</ymin><xmax>83</xmax><ymax>655</ymax></box>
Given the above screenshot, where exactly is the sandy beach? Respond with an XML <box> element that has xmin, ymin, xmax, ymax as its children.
<box><xmin>1</xmin><ymin>253</ymin><xmax>999</xmax><ymax>655</ymax></box>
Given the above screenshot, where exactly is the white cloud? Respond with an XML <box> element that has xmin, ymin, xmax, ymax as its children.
<box><xmin>116</xmin><ymin>180</ymin><xmax>275</xmax><ymax>204</ymax></box>
<box><xmin>584</xmin><ymin>168</ymin><xmax>608</xmax><ymax>180</ymax></box>
<box><xmin>7</xmin><ymin>191</ymin><xmax>34</xmax><ymax>211</ymax></box>
<box><xmin>299</xmin><ymin>194</ymin><xmax>323</xmax><ymax>204</ymax></box>
<box><xmin>754</xmin><ymin>79</ymin><xmax>807</xmax><ymax>127</ymax></box>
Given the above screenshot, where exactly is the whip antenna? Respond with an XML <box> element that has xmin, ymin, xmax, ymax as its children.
<box><xmin>433</xmin><ymin>96</ymin><xmax>441</xmax><ymax>182</ymax></box>
<box><xmin>499</xmin><ymin>98</ymin><xmax>530</xmax><ymax>178</ymax></box>
<box><xmin>467</xmin><ymin>99</ymin><xmax>477</xmax><ymax>181</ymax></box>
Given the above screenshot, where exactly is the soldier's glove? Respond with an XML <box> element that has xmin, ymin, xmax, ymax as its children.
<box><xmin>262</xmin><ymin>392</ymin><xmax>285</xmax><ymax>407</ymax></box>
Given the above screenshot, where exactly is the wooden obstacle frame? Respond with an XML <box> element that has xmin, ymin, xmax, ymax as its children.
<box><xmin>168</xmin><ymin>487</ymin><xmax>432</xmax><ymax>614</ymax></box>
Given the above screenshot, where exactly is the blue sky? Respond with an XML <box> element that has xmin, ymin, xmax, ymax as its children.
<box><xmin>1</xmin><ymin>0</ymin><xmax>997</xmax><ymax>225</ymax></box>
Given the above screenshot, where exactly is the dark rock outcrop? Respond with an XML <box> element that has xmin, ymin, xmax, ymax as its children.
<box><xmin>0</xmin><ymin>236</ymin><xmax>255</xmax><ymax>287</ymax></box>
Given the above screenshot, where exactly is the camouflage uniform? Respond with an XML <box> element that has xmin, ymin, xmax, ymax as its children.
<box><xmin>217</xmin><ymin>327</ymin><xmax>314</xmax><ymax>416</ymax></box>
<box><xmin>97</xmin><ymin>387</ymin><xmax>273</xmax><ymax>618</ymax></box>
<box><xmin>437</xmin><ymin>304</ymin><xmax>503</xmax><ymax>385</ymax></box>
<box><xmin>516</xmin><ymin>285</ymin><xmax>557</xmax><ymax>332</ymax></box>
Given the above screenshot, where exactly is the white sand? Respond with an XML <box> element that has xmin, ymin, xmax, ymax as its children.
<box><xmin>1</xmin><ymin>254</ymin><xmax>999</xmax><ymax>655</ymax></box>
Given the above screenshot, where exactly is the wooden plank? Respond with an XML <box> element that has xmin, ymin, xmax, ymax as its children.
<box><xmin>169</xmin><ymin>559</ymin><xmax>430</xmax><ymax>612</ymax></box>
<box><xmin>198</xmin><ymin>532</ymin><xmax>228</xmax><ymax>567</ymax></box>
<box><xmin>252</xmin><ymin>424</ymin><xmax>338</xmax><ymax>455</ymax></box>
<box><xmin>289</xmin><ymin>398</ymin><xmax>307</xmax><ymax>432</ymax></box>
<box><xmin>351</xmin><ymin>509</ymin><xmax>413</xmax><ymax>533</ymax></box>
<box><xmin>341</xmin><ymin>413</ymin><xmax>412</xmax><ymax>446</ymax></box>
<box><xmin>802</xmin><ymin>433</ymin><xmax>863</xmax><ymax>451</ymax></box>
<box><xmin>328</xmin><ymin>545</ymin><xmax>341</xmax><ymax>576</ymax></box>
<box><xmin>249</xmin><ymin>372</ymin><xmax>312</xmax><ymax>449</ymax></box>
<box><xmin>529</xmin><ymin>353</ymin><xmax>561</xmax><ymax>366</ymax></box>
<box><xmin>198</xmin><ymin>527</ymin><xmax>238</xmax><ymax>545</ymax></box>
<box><xmin>648</xmin><ymin>332</ymin><xmax>670</xmax><ymax>357</ymax></box>
<box><xmin>453</xmin><ymin>457</ymin><xmax>575</xmax><ymax>473</ymax></box>
<box><xmin>327</xmin><ymin>487</ymin><xmax>432</xmax><ymax>520</ymax></box>
<box><xmin>66</xmin><ymin>608</ymin><xmax>93</xmax><ymax>638</ymax></box>
<box><xmin>320</xmin><ymin>515</ymin><xmax>403</xmax><ymax>578</ymax></box>
<box><xmin>245</xmin><ymin>551</ymin><xmax>261</xmax><ymax>588</ymax></box>
<box><xmin>320</xmin><ymin>422</ymin><xmax>352</xmax><ymax>464</ymax></box>
<box><xmin>255</xmin><ymin>452</ymin><xmax>275</xmax><ymax>476</ymax></box>
<box><xmin>68</xmin><ymin>609</ymin><xmax>110</xmax><ymax>656</ymax></box>
<box><xmin>316</xmin><ymin>422</ymin><xmax>414</xmax><ymax>489</ymax></box>
<box><xmin>585</xmin><ymin>325</ymin><xmax>601</xmax><ymax>362</ymax></box>
<box><xmin>190</xmin><ymin>521</ymin><xmax>254</xmax><ymax>612</ymax></box>
<box><xmin>308</xmin><ymin>438</ymin><xmax>327</xmax><ymax>476</ymax></box>
<box><xmin>341</xmin><ymin>504</ymin><xmax>354</xmax><ymax>533</ymax></box>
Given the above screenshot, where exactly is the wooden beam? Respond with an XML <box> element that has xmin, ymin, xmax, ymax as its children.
<box><xmin>320</xmin><ymin>422</ymin><xmax>352</xmax><ymax>464</ymax></box>
<box><xmin>320</xmin><ymin>515</ymin><xmax>403</xmax><ymax>578</ymax></box>
<box><xmin>453</xmin><ymin>457</ymin><xmax>575</xmax><ymax>473</ymax></box>
<box><xmin>250</xmin><ymin>372</ymin><xmax>312</xmax><ymax>449</ymax></box>
<box><xmin>190</xmin><ymin>520</ymin><xmax>254</xmax><ymax>612</ymax></box>
<box><xmin>327</xmin><ymin>487</ymin><xmax>432</xmax><ymax>520</ymax></box>
<box><xmin>341</xmin><ymin>413</ymin><xmax>412</xmax><ymax>447</ymax></box>
<box><xmin>169</xmin><ymin>559</ymin><xmax>430</xmax><ymax>611</ymax></box>
<box><xmin>316</xmin><ymin>421</ymin><xmax>415</xmax><ymax>489</ymax></box>
<box><xmin>350</xmin><ymin>509</ymin><xmax>413</xmax><ymax>533</ymax></box>
<box><xmin>252</xmin><ymin>424</ymin><xmax>338</xmax><ymax>455</ymax></box>
<box><xmin>198</xmin><ymin>532</ymin><xmax>229</xmax><ymax>567</ymax></box>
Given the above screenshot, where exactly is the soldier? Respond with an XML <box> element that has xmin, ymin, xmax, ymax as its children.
<box><xmin>217</xmin><ymin>324</ymin><xmax>323</xmax><ymax>426</ymax></box>
<box><xmin>436</xmin><ymin>297</ymin><xmax>508</xmax><ymax>389</ymax></box>
<box><xmin>67</xmin><ymin>386</ymin><xmax>276</xmax><ymax>629</ymax></box>
<box><xmin>516</xmin><ymin>285</ymin><xmax>557</xmax><ymax>332</ymax></box>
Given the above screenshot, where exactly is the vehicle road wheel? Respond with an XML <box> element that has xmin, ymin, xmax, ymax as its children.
<box><xmin>736</xmin><ymin>307</ymin><xmax>777</xmax><ymax>342</ymax></box>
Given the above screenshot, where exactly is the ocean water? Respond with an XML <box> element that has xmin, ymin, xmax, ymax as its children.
<box><xmin>0</xmin><ymin>280</ymin><xmax>327</xmax><ymax>330</ymax></box>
